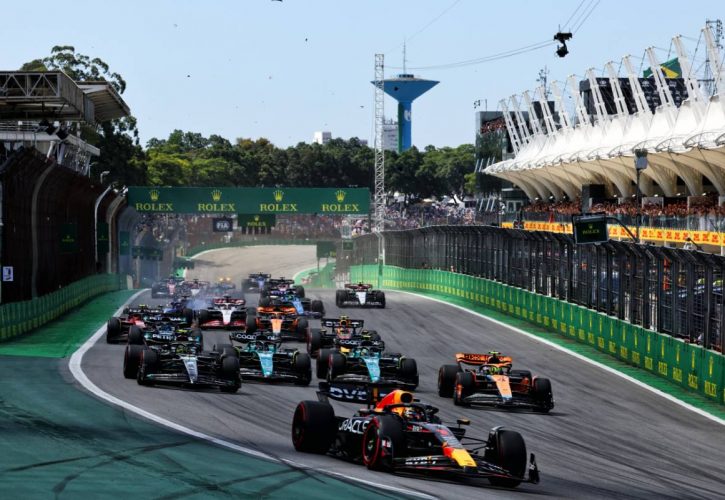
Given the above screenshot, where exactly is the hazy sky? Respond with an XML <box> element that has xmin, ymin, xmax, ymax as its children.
<box><xmin>2</xmin><ymin>1</ymin><xmax>723</xmax><ymax>149</ymax></box>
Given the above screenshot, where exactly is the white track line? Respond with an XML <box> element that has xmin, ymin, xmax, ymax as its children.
<box><xmin>68</xmin><ymin>289</ymin><xmax>434</xmax><ymax>500</ymax></box>
<box><xmin>396</xmin><ymin>289</ymin><xmax>725</xmax><ymax>427</ymax></box>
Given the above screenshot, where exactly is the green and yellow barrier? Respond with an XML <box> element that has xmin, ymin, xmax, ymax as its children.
<box><xmin>351</xmin><ymin>264</ymin><xmax>725</xmax><ymax>405</ymax></box>
<box><xmin>0</xmin><ymin>274</ymin><xmax>125</xmax><ymax>342</ymax></box>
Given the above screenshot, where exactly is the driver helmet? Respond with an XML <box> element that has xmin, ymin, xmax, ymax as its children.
<box><xmin>487</xmin><ymin>365</ymin><xmax>502</xmax><ymax>375</ymax></box>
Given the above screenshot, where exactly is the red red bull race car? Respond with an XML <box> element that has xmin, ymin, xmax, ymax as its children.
<box><xmin>291</xmin><ymin>383</ymin><xmax>540</xmax><ymax>488</ymax></box>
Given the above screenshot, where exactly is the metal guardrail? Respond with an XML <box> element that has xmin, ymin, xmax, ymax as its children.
<box><xmin>351</xmin><ymin>226</ymin><xmax>725</xmax><ymax>353</ymax></box>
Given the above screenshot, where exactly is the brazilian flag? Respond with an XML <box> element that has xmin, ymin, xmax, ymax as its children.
<box><xmin>643</xmin><ymin>58</ymin><xmax>681</xmax><ymax>78</ymax></box>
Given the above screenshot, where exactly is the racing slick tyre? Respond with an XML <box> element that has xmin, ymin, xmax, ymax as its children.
<box><xmin>128</xmin><ymin>325</ymin><xmax>145</xmax><ymax>346</ymax></box>
<box><xmin>183</xmin><ymin>308</ymin><xmax>194</xmax><ymax>326</ymax></box>
<box><xmin>296</xmin><ymin>317</ymin><xmax>309</xmax><ymax>339</ymax></box>
<box><xmin>294</xmin><ymin>285</ymin><xmax>305</xmax><ymax>298</ymax></box>
<box><xmin>316</xmin><ymin>349</ymin><xmax>332</xmax><ymax>379</ymax></box>
<box><xmin>399</xmin><ymin>358</ymin><xmax>419</xmax><ymax>389</ymax></box>
<box><xmin>291</xmin><ymin>401</ymin><xmax>336</xmax><ymax>454</ymax></box>
<box><xmin>214</xmin><ymin>344</ymin><xmax>237</xmax><ymax>359</ymax></box>
<box><xmin>328</xmin><ymin>351</ymin><xmax>347</xmax><ymax>381</ymax></box>
<box><xmin>532</xmin><ymin>377</ymin><xmax>553</xmax><ymax>413</ymax></box>
<box><xmin>191</xmin><ymin>328</ymin><xmax>205</xmax><ymax>351</ymax></box>
<box><xmin>137</xmin><ymin>348</ymin><xmax>160</xmax><ymax>386</ymax></box>
<box><xmin>258</xmin><ymin>297</ymin><xmax>272</xmax><ymax>307</ymax></box>
<box><xmin>362</xmin><ymin>414</ymin><xmax>405</xmax><ymax>471</ymax></box>
<box><xmin>245</xmin><ymin>316</ymin><xmax>258</xmax><ymax>334</ymax></box>
<box><xmin>260</xmin><ymin>284</ymin><xmax>271</xmax><ymax>299</ymax></box>
<box><xmin>311</xmin><ymin>299</ymin><xmax>324</xmax><ymax>313</ymax></box>
<box><xmin>106</xmin><ymin>317</ymin><xmax>121</xmax><ymax>344</ymax></box>
<box><xmin>485</xmin><ymin>429</ymin><xmax>527</xmax><ymax>488</ymax></box>
<box><xmin>123</xmin><ymin>344</ymin><xmax>144</xmax><ymax>379</ymax></box>
<box><xmin>197</xmin><ymin>309</ymin><xmax>210</xmax><ymax>326</ymax></box>
<box><xmin>293</xmin><ymin>353</ymin><xmax>312</xmax><ymax>386</ymax></box>
<box><xmin>219</xmin><ymin>356</ymin><xmax>241</xmax><ymax>393</ymax></box>
<box><xmin>376</xmin><ymin>291</ymin><xmax>386</xmax><ymax>308</ymax></box>
<box><xmin>438</xmin><ymin>364</ymin><xmax>460</xmax><ymax>398</ymax></box>
<box><xmin>307</xmin><ymin>329</ymin><xmax>322</xmax><ymax>357</ymax></box>
<box><xmin>454</xmin><ymin>371</ymin><xmax>475</xmax><ymax>406</ymax></box>
<box><xmin>335</xmin><ymin>289</ymin><xmax>345</xmax><ymax>308</ymax></box>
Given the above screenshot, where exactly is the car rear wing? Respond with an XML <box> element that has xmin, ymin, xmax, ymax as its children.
<box><xmin>317</xmin><ymin>381</ymin><xmax>395</xmax><ymax>406</ymax></box>
<box><xmin>321</xmin><ymin>318</ymin><xmax>364</xmax><ymax>329</ymax></box>
<box><xmin>455</xmin><ymin>353</ymin><xmax>513</xmax><ymax>365</ymax></box>
<box><xmin>248</xmin><ymin>273</ymin><xmax>272</xmax><ymax>279</ymax></box>
<box><xmin>345</xmin><ymin>283</ymin><xmax>373</xmax><ymax>290</ymax></box>
<box><xmin>269</xmin><ymin>278</ymin><xmax>295</xmax><ymax>286</ymax></box>
<box><xmin>230</xmin><ymin>330</ymin><xmax>281</xmax><ymax>344</ymax></box>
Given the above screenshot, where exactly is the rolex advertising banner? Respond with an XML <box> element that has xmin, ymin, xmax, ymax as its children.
<box><xmin>128</xmin><ymin>187</ymin><xmax>370</xmax><ymax>214</ymax></box>
<box><xmin>60</xmin><ymin>223</ymin><xmax>78</xmax><ymax>254</ymax></box>
<box><xmin>238</xmin><ymin>214</ymin><xmax>276</xmax><ymax>228</ymax></box>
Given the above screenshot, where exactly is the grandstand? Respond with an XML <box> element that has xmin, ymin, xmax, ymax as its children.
<box><xmin>484</xmin><ymin>24</ymin><xmax>725</xmax><ymax>204</ymax></box>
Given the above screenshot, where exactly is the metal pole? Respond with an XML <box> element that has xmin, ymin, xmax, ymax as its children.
<box><xmin>636</xmin><ymin>168</ymin><xmax>641</xmax><ymax>244</ymax></box>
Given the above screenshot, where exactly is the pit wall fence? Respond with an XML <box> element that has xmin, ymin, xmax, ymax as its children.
<box><xmin>350</xmin><ymin>264</ymin><xmax>724</xmax><ymax>405</ymax></box>
<box><xmin>0</xmin><ymin>274</ymin><xmax>126</xmax><ymax>341</ymax></box>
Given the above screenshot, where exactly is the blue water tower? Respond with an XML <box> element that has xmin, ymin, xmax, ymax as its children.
<box><xmin>376</xmin><ymin>74</ymin><xmax>438</xmax><ymax>152</ymax></box>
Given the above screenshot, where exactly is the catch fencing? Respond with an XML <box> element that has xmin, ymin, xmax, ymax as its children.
<box><xmin>350</xmin><ymin>226</ymin><xmax>725</xmax><ymax>404</ymax></box>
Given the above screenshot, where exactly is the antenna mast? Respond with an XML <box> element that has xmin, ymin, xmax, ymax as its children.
<box><xmin>373</xmin><ymin>54</ymin><xmax>385</xmax><ymax>267</ymax></box>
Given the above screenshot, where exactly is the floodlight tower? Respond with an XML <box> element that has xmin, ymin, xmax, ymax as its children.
<box><xmin>375</xmin><ymin>73</ymin><xmax>438</xmax><ymax>152</ymax></box>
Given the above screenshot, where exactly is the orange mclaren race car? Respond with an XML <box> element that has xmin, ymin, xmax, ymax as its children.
<box><xmin>291</xmin><ymin>385</ymin><xmax>540</xmax><ymax>488</ymax></box>
<box><xmin>438</xmin><ymin>351</ymin><xmax>554</xmax><ymax>412</ymax></box>
<box><xmin>252</xmin><ymin>298</ymin><xmax>309</xmax><ymax>340</ymax></box>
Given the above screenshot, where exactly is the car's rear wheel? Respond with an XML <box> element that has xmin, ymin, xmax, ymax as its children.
<box><xmin>293</xmin><ymin>352</ymin><xmax>312</xmax><ymax>386</ymax></box>
<box><xmin>532</xmin><ymin>377</ymin><xmax>553</xmax><ymax>413</ymax></box>
<box><xmin>127</xmin><ymin>325</ymin><xmax>144</xmax><ymax>345</ymax></box>
<box><xmin>328</xmin><ymin>351</ymin><xmax>346</xmax><ymax>381</ymax></box>
<box><xmin>198</xmin><ymin>309</ymin><xmax>209</xmax><ymax>325</ymax></box>
<box><xmin>106</xmin><ymin>317</ymin><xmax>121</xmax><ymax>343</ymax></box>
<box><xmin>220</xmin><ymin>355</ymin><xmax>241</xmax><ymax>393</ymax></box>
<box><xmin>123</xmin><ymin>344</ymin><xmax>144</xmax><ymax>379</ymax></box>
<box><xmin>317</xmin><ymin>349</ymin><xmax>332</xmax><ymax>379</ymax></box>
<box><xmin>259</xmin><ymin>297</ymin><xmax>271</xmax><ymax>307</ymax></box>
<box><xmin>335</xmin><ymin>289</ymin><xmax>345</xmax><ymax>307</ymax></box>
<box><xmin>486</xmin><ymin>429</ymin><xmax>527</xmax><ymax>488</ymax></box>
<box><xmin>454</xmin><ymin>371</ymin><xmax>475</xmax><ymax>406</ymax></box>
<box><xmin>311</xmin><ymin>299</ymin><xmax>324</xmax><ymax>313</ymax></box>
<box><xmin>377</xmin><ymin>291</ymin><xmax>386</xmax><ymax>308</ymax></box>
<box><xmin>362</xmin><ymin>415</ymin><xmax>404</xmax><ymax>471</ymax></box>
<box><xmin>399</xmin><ymin>358</ymin><xmax>418</xmax><ymax>388</ymax></box>
<box><xmin>438</xmin><ymin>364</ymin><xmax>460</xmax><ymax>397</ymax></box>
<box><xmin>137</xmin><ymin>348</ymin><xmax>159</xmax><ymax>386</ymax></box>
<box><xmin>291</xmin><ymin>401</ymin><xmax>336</xmax><ymax>453</ymax></box>
<box><xmin>294</xmin><ymin>285</ymin><xmax>305</xmax><ymax>298</ymax></box>
<box><xmin>296</xmin><ymin>317</ymin><xmax>309</xmax><ymax>338</ymax></box>
<box><xmin>183</xmin><ymin>308</ymin><xmax>194</xmax><ymax>326</ymax></box>
<box><xmin>307</xmin><ymin>329</ymin><xmax>322</xmax><ymax>356</ymax></box>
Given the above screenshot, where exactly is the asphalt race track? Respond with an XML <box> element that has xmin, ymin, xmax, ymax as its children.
<box><xmin>80</xmin><ymin>246</ymin><xmax>725</xmax><ymax>499</ymax></box>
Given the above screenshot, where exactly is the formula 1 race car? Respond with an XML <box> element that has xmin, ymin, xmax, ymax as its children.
<box><xmin>197</xmin><ymin>296</ymin><xmax>254</xmax><ymax>330</ymax></box>
<box><xmin>307</xmin><ymin>317</ymin><xmax>384</xmax><ymax>358</ymax></box>
<box><xmin>335</xmin><ymin>283</ymin><xmax>386</xmax><ymax>308</ymax></box>
<box><xmin>219</xmin><ymin>331</ymin><xmax>311</xmax><ymax>385</ymax></box>
<box><xmin>260</xmin><ymin>277</ymin><xmax>305</xmax><ymax>299</ymax></box>
<box><xmin>438</xmin><ymin>352</ymin><xmax>554</xmax><ymax>413</ymax></box>
<box><xmin>260</xmin><ymin>291</ymin><xmax>325</xmax><ymax>318</ymax></box>
<box><xmin>317</xmin><ymin>342</ymin><xmax>418</xmax><ymax>390</ymax></box>
<box><xmin>176</xmin><ymin>278</ymin><xmax>210</xmax><ymax>297</ymax></box>
<box><xmin>242</xmin><ymin>272</ymin><xmax>272</xmax><ymax>293</ymax></box>
<box><xmin>252</xmin><ymin>301</ymin><xmax>309</xmax><ymax>341</ymax></box>
<box><xmin>122</xmin><ymin>323</ymin><xmax>203</xmax><ymax>378</ymax></box>
<box><xmin>151</xmin><ymin>276</ymin><xmax>185</xmax><ymax>299</ymax></box>
<box><xmin>134</xmin><ymin>342</ymin><xmax>241</xmax><ymax>392</ymax></box>
<box><xmin>105</xmin><ymin>304</ymin><xmax>193</xmax><ymax>344</ymax></box>
<box><xmin>291</xmin><ymin>385</ymin><xmax>540</xmax><ymax>488</ymax></box>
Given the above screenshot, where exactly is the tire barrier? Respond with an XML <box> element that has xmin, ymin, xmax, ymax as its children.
<box><xmin>350</xmin><ymin>264</ymin><xmax>725</xmax><ymax>405</ymax></box>
<box><xmin>0</xmin><ymin>274</ymin><xmax>125</xmax><ymax>341</ymax></box>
